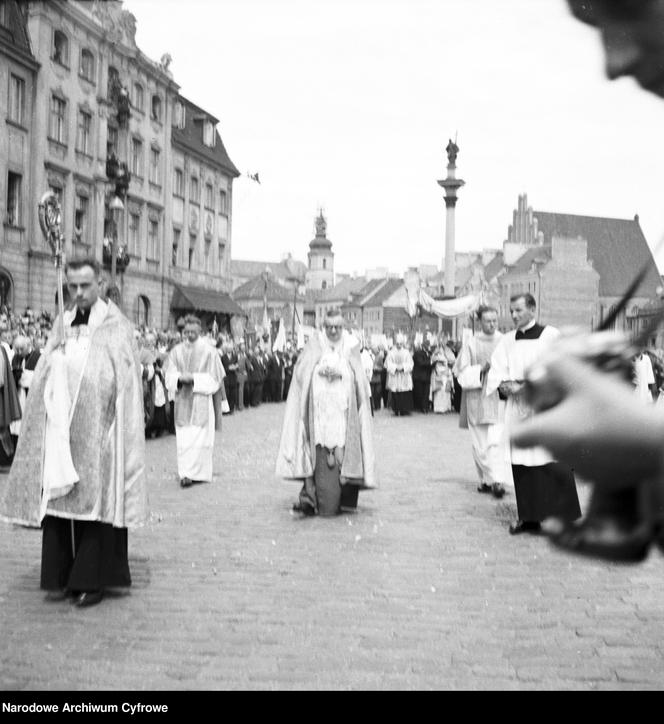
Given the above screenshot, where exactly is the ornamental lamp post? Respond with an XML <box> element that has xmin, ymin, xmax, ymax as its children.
<box><xmin>109</xmin><ymin>194</ymin><xmax>124</xmax><ymax>303</ymax></box>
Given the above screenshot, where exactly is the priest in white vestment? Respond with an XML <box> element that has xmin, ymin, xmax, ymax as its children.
<box><xmin>276</xmin><ymin>308</ymin><xmax>376</xmax><ymax>516</ymax></box>
<box><xmin>0</xmin><ymin>257</ymin><xmax>146</xmax><ymax>607</ymax></box>
<box><xmin>385</xmin><ymin>335</ymin><xmax>414</xmax><ymax>415</ymax></box>
<box><xmin>454</xmin><ymin>305</ymin><xmax>506</xmax><ymax>498</ymax></box>
<box><xmin>487</xmin><ymin>293</ymin><xmax>580</xmax><ymax>535</ymax></box>
<box><xmin>167</xmin><ymin>315</ymin><xmax>225</xmax><ymax>487</ymax></box>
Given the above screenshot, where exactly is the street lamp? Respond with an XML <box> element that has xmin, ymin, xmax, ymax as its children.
<box><xmin>109</xmin><ymin>195</ymin><xmax>124</xmax><ymax>303</ymax></box>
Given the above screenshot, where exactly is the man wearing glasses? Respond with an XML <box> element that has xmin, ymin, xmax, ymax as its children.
<box><xmin>276</xmin><ymin>308</ymin><xmax>376</xmax><ymax>516</ymax></box>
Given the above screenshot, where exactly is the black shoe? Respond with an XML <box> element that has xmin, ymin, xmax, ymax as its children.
<box><xmin>73</xmin><ymin>591</ymin><xmax>103</xmax><ymax>607</ymax></box>
<box><xmin>550</xmin><ymin>485</ymin><xmax>653</xmax><ymax>564</ymax></box>
<box><xmin>491</xmin><ymin>483</ymin><xmax>506</xmax><ymax>499</ymax></box>
<box><xmin>550</xmin><ymin>517</ymin><xmax>652</xmax><ymax>563</ymax></box>
<box><xmin>292</xmin><ymin>502</ymin><xmax>316</xmax><ymax>516</ymax></box>
<box><xmin>477</xmin><ymin>483</ymin><xmax>492</xmax><ymax>494</ymax></box>
<box><xmin>180</xmin><ymin>477</ymin><xmax>192</xmax><ymax>488</ymax></box>
<box><xmin>509</xmin><ymin>520</ymin><xmax>541</xmax><ymax>535</ymax></box>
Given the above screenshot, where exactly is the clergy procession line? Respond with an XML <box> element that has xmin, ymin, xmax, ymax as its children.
<box><xmin>1</xmin><ymin>257</ymin><xmax>662</xmax><ymax>609</ymax></box>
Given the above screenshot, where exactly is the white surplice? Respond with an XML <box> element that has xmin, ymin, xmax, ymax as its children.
<box><xmin>42</xmin><ymin>299</ymin><xmax>109</xmax><ymax>505</ymax></box>
<box><xmin>166</xmin><ymin>339</ymin><xmax>222</xmax><ymax>482</ymax></box>
<box><xmin>455</xmin><ymin>331</ymin><xmax>506</xmax><ymax>485</ymax></box>
<box><xmin>486</xmin><ymin>322</ymin><xmax>560</xmax><ymax>467</ymax></box>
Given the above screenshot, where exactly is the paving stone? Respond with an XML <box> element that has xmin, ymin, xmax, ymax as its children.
<box><xmin>1</xmin><ymin>404</ymin><xmax>662</xmax><ymax>690</ymax></box>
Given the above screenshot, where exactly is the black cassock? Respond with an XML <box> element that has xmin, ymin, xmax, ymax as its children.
<box><xmin>510</xmin><ymin>323</ymin><xmax>581</xmax><ymax>524</ymax></box>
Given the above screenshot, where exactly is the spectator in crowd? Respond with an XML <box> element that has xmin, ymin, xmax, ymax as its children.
<box><xmin>9</xmin><ymin>334</ymin><xmax>41</xmax><ymax>449</ymax></box>
<box><xmin>385</xmin><ymin>334</ymin><xmax>414</xmax><ymax>416</ymax></box>
<box><xmin>236</xmin><ymin>340</ymin><xmax>248</xmax><ymax>410</ymax></box>
<box><xmin>429</xmin><ymin>343</ymin><xmax>455</xmax><ymax>414</ymax></box>
<box><xmin>282</xmin><ymin>343</ymin><xmax>297</xmax><ymax>400</ymax></box>
<box><xmin>220</xmin><ymin>339</ymin><xmax>238</xmax><ymax>413</ymax></box>
<box><xmin>412</xmin><ymin>340</ymin><xmax>432</xmax><ymax>413</ymax></box>
<box><xmin>370</xmin><ymin>345</ymin><xmax>385</xmax><ymax>411</ymax></box>
<box><xmin>267</xmin><ymin>348</ymin><xmax>284</xmax><ymax>403</ymax></box>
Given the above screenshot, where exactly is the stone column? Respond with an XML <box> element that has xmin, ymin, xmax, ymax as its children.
<box><xmin>437</xmin><ymin>140</ymin><xmax>465</xmax><ymax>298</ymax></box>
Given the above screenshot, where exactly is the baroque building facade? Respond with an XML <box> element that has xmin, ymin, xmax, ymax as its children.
<box><xmin>0</xmin><ymin>0</ymin><xmax>240</xmax><ymax>330</ymax></box>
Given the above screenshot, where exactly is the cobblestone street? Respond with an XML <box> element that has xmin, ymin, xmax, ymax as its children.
<box><xmin>2</xmin><ymin>403</ymin><xmax>664</xmax><ymax>691</ymax></box>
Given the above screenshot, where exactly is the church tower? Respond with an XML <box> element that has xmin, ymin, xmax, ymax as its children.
<box><xmin>306</xmin><ymin>209</ymin><xmax>334</xmax><ymax>291</ymax></box>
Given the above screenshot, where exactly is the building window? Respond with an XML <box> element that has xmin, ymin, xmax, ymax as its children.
<box><xmin>107</xmin><ymin>123</ymin><xmax>118</xmax><ymax>157</ymax></box>
<box><xmin>322</xmin><ymin>258</ymin><xmax>327</xmax><ymax>270</ymax></box>
<box><xmin>128</xmin><ymin>211</ymin><xmax>141</xmax><ymax>256</ymax></box>
<box><xmin>133</xmin><ymin>83</ymin><xmax>144</xmax><ymax>111</ymax></box>
<box><xmin>6</xmin><ymin>173</ymin><xmax>22</xmax><ymax>227</ymax></box>
<box><xmin>8</xmin><ymin>75</ymin><xmax>25</xmax><ymax>125</ymax></box>
<box><xmin>190</xmin><ymin>176</ymin><xmax>199</xmax><ymax>204</ymax></box>
<box><xmin>173</xmin><ymin>168</ymin><xmax>184</xmax><ymax>197</ymax></box>
<box><xmin>73</xmin><ymin>194</ymin><xmax>88</xmax><ymax>241</ymax></box>
<box><xmin>79</xmin><ymin>49</ymin><xmax>95</xmax><ymax>82</ymax></box>
<box><xmin>203</xmin><ymin>120</ymin><xmax>215</xmax><ymax>147</ymax></box>
<box><xmin>107</xmin><ymin>66</ymin><xmax>120</xmax><ymax>100</ymax></box>
<box><xmin>172</xmin><ymin>227</ymin><xmax>181</xmax><ymax>266</ymax></box>
<box><xmin>219</xmin><ymin>189</ymin><xmax>227</xmax><ymax>215</ymax></box>
<box><xmin>49</xmin><ymin>95</ymin><xmax>67</xmax><ymax>145</ymax></box>
<box><xmin>188</xmin><ymin>234</ymin><xmax>196</xmax><ymax>269</ymax></box>
<box><xmin>76</xmin><ymin>109</ymin><xmax>92</xmax><ymax>154</ymax></box>
<box><xmin>322</xmin><ymin>281</ymin><xmax>327</xmax><ymax>290</ymax></box>
<box><xmin>174</xmin><ymin>100</ymin><xmax>186</xmax><ymax>129</ymax></box>
<box><xmin>151</xmin><ymin>94</ymin><xmax>162</xmax><ymax>122</ymax></box>
<box><xmin>147</xmin><ymin>218</ymin><xmax>159</xmax><ymax>260</ymax></box>
<box><xmin>52</xmin><ymin>30</ymin><xmax>69</xmax><ymax>66</ymax></box>
<box><xmin>131</xmin><ymin>137</ymin><xmax>143</xmax><ymax>177</ymax></box>
<box><xmin>149</xmin><ymin>147</ymin><xmax>160</xmax><ymax>185</ymax></box>
<box><xmin>205</xmin><ymin>183</ymin><xmax>214</xmax><ymax>210</ymax></box>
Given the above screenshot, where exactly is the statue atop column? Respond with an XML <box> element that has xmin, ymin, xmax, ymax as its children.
<box><xmin>446</xmin><ymin>138</ymin><xmax>459</xmax><ymax>166</ymax></box>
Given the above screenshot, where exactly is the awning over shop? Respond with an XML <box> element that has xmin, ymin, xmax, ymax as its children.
<box><xmin>171</xmin><ymin>283</ymin><xmax>245</xmax><ymax>316</ymax></box>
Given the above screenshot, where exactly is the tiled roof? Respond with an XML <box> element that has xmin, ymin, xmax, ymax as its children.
<box><xmin>364</xmin><ymin>279</ymin><xmax>404</xmax><ymax>307</ymax></box>
<box><xmin>504</xmin><ymin>245</ymin><xmax>552</xmax><ymax>275</ymax></box>
<box><xmin>232</xmin><ymin>275</ymin><xmax>304</xmax><ymax>302</ymax></box>
<box><xmin>483</xmin><ymin>252</ymin><xmax>505</xmax><ymax>281</ymax></box>
<box><xmin>172</xmin><ymin>96</ymin><xmax>239</xmax><ymax>177</ymax></box>
<box><xmin>532</xmin><ymin>211</ymin><xmax>660</xmax><ymax>297</ymax></box>
<box><xmin>351</xmin><ymin>278</ymin><xmax>389</xmax><ymax>306</ymax></box>
<box><xmin>231</xmin><ymin>258</ymin><xmax>307</xmax><ymax>281</ymax></box>
<box><xmin>316</xmin><ymin>277</ymin><xmax>368</xmax><ymax>303</ymax></box>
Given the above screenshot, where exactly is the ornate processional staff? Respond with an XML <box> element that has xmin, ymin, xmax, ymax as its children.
<box><xmin>37</xmin><ymin>190</ymin><xmax>67</xmax><ymax>349</ymax></box>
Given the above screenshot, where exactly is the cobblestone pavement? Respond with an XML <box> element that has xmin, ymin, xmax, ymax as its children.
<box><xmin>2</xmin><ymin>402</ymin><xmax>664</xmax><ymax>691</ymax></box>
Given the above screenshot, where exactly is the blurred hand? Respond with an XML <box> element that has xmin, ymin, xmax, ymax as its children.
<box><xmin>499</xmin><ymin>380</ymin><xmax>523</xmax><ymax>397</ymax></box>
<box><xmin>511</xmin><ymin>355</ymin><xmax>664</xmax><ymax>489</ymax></box>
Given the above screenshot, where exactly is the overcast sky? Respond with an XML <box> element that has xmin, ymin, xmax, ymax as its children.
<box><xmin>129</xmin><ymin>0</ymin><xmax>664</xmax><ymax>277</ymax></box>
